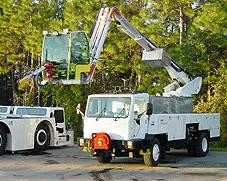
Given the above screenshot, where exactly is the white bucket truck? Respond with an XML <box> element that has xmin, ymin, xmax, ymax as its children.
<box><xmin>79</xmin><ymin>93</ymin><xmax>220</xmax><ymax>166</ymax></box>
<box><xmin>78</xmin><ymin>7</ymin><xmax>220</xmax><ymax>166</ymax></box>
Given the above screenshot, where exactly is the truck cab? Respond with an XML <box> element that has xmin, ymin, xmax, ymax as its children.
<box><xmin>83</xmin><ymin>93</ymin><xmax>150</xmax><ymax>141</ymax></box>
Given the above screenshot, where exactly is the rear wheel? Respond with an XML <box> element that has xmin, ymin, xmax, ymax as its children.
<box><xmin>143</xmin><ymin>138</ymin><xmax>161</xmax><ymax>166</ymax></box>
<box><xmin>195</xmin><ymin>132</ymin><xmax>209</xmax><ymax>157</ymax></box>
<box><xmin>34</xmin><ymin>123</ymin><xmax>50</xmax><ymax>152</ymax></box>
<box><xmin>0</xmin><ymin>125</ymin><xmax>7</xmax><ymax>155</ymax></box>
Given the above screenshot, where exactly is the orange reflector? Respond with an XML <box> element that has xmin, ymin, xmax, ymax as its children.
<box><xmin>91</xmin><ymin>132</ymin><xmax>111</xmax><ymax>150</ymax></box>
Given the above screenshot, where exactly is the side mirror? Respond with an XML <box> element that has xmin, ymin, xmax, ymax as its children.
<box><xmin>76</xmin><ymin>104</ymin><xmax>81</xmax><ymax>115</ymax></box>
<box><xmin>76</xmin><ymin>104</ymin><xmax>85</xmax><ymax>118</ymax></box>
<box><xmin>146</xmin><ymin>103</ymin><xmax>153</xmax><ymax>115</ymax></box>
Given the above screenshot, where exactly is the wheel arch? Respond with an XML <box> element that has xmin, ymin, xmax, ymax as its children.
<box><xmin>145</xmin><ymin>133</ymin><xmax>167</xmax><ymax>144</ymax></box>
<box><xmin>0</xmin><ymin>122</ymin><xmax>11</xmax><ymax>134</ymax></box>
<box><xmin>156</xmin><ymin>134</ymin><xmax>167</xmax><ymax>143</ymax></box>
<box><xmin>36</xmin><ymin>120</ymin><xmax>55</xmax><ymax>143</ymax></box>
<box><xmin>0</xmin><ymin>122</ymin><xmax>9</xmax><ymax>154</ymax></box>
<box><xmin>199</xmin><ymin>129</ymin><xmax>210</xmax><ymax>140</ymax></box>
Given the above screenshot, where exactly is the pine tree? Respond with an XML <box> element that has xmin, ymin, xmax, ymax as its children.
<box><xmin>0</xmin><ymin>0</ymin><xmax>62</xmax><ymax>105</ymax></box>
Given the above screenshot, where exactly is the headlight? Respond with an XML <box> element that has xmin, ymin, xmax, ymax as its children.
<box><xmin>79</xmin><ymin>138</ymin><xmax>84</xmax><ymax>146</ymax></box>
<box><xmin>127</xmin><ymin>141</ymin><xmax>133</xmax><ymax>149</ymax></box>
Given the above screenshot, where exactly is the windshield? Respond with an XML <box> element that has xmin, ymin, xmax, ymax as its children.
<box><xmin>0</xmin><ymin>107</ymin><xmax>7</xmax><ymax>114</ymax></box>
<box><xmin>87</xmin><ymin>97</ymin><xmax>131</xmax><ymax>118</ymax></box>
<box><xmin>42</xmin><ymin>35</ymin><xmax>68</xmax><ymax>64</ymax></box>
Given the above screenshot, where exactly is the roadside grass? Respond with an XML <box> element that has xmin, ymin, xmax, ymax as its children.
<box><xmin>210</xmin><ymin>147</ymin><xmax>227</xmax><ymax>152</ymax></box>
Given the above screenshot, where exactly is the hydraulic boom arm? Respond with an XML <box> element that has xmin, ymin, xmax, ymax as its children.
<box><xmin>88</xmin><ymin>7</ymin><xmax>202</xmax><ymax>97</ymax></box>
<box><xmin>20</xmin><ymin>7</ymin><xmax>202</xmax><ymax>97</ymax></box>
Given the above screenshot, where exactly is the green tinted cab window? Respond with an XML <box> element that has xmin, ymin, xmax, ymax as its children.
<box><xmin>71</xmin><ymin>32</ymin><xmax>89</xmax><ymax>64</ymax></box>
<box><xmin>42</xmin><ymin>35</ymin><xmax>68</xmax><ymax>64</ymax></box>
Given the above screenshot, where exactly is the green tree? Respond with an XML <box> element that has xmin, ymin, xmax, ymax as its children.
<box><xmin>195</xmin><ymin>60</ymin><xmax>227</xmax><ymax>147</ymax></box>
<box><xmin>0</xmin><ymin>0</ymin><xmax>66</xmax><ymax>105</ymax></box>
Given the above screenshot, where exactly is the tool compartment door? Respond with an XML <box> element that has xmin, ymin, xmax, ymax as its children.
<box><xmin>166</xmin><ymin>115</ymin><xmax>185</xmax><ymax>141</ymax></box>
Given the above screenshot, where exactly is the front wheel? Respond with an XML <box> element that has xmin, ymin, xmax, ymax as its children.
<box><xmin>0</xmin><ymin>125</ymin><xmax>7</xmax><ymax>155</ymax></box>
<box><xmin>34</xmin><ymin>123</ymin><xmax>50</xmax><ymax>152</ymax></box>
<box><xmin>96</xmin><ymin>151</ymin><xmax>112</xmax><ymax>163</ymax></box>
<box><xmin>97</xmin><ymin>155</ymin><xmax>112</xmax><ymax>163</ymax></box>
<box><xmin>143</xmin><ymin>138</ymin><xmax>161</xmax><ymax>166</ymax></box>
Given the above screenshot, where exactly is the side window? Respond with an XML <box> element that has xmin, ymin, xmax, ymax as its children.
<box><xmin>134</xmin><ymin>99</ymin><xmax>146</xmax><ymax>115</ymax></box>
<box><xmin>16</xmin><ymin>108</ymin><xmax>47</xmax><ymax>116</ymax></box>
<box><xmin>88</xmin><ymin>98</ymin><xmax>99</xmax><ymax>115</ymax></box>
<box><xmin>71</xmin><ymin>32</ymin><xmax>89</xmax><ymax>64</ymax></box>
<box><xmin>0</xmin><ymin>107</ymin><xmax>7</xmax><ymax>114</ymax></box>
<box><xmin>54</xmin><ymin>110</ymin><xmax>64</xmax><ymax>123</ymax></box>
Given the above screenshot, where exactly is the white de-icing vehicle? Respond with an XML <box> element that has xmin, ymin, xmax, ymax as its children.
<box><xmin>78</xmin><ymin>7</ymin><xmax>220</xmax><ymax>166</ymax></box>
<box><xmin>0</xmin><ymin>106</ymin><xmax>73</xmax><ymax>155</ymax></box>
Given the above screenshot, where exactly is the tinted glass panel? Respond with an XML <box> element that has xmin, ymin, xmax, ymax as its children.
<box><xmin>71</xmin><ymin>32</ymin><xmax>89</xmax><ymax>64</ymax></box>
<box><xmin>54</xmin><ymin>110</ymin><xmax>64</xmax><ymax>123</ymax></box>
<box><xmin>0</xmin><ymin>107</ymin><xmax>7</xmax><ymax>113</ymax></box>
<box><xmin>16</xmin><ymin>108</ymin><xmax>47</xmax><ymax>116</ymax></box>
<box><xmin>42</xmin><ymin>35</ymin><xmax>68</xmax><ymax>64</ymax></box>
<box><xmin>87</xmin><ymin>97</ymin><xmax>131</xmax><ymax>118</ymax></box>
<box><xmin>134</xmin><ymin>99</ymin><xmax>146</xmax><ymax>114</ymax></box>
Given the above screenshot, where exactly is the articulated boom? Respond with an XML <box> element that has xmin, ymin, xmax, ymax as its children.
<box><xmin>88</xmin><ymin>7</ymin><xmax>202</xmax><ymax>97</ymax></box>
<box><xmin>20</xmin><ymin>7</ymin><xmax>202</xmax><ymax>97</ymax></box>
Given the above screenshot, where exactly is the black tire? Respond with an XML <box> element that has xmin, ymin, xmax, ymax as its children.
<box><xmin>97</xmin><ymin>155</ymin><xmax>112</xmax><ymax>163</ymax></box>
<box><xmin>194</xmin><ymin>132</ymin><xmax>209</xmax><ymax>157</ymax></box>
<box><xmin>187</xmin><ymin>145</ymin><xmax>196</xmax><ymax>156</ymax></box>
<box><xmin>0</xmin><ymin>125</ymin><xmax>7</xmax><ymax>155</ymax></box>
<box><xmin>34</xmin><ymin>123</ymin><xmax>50</xmax><ymax>152</ymax></box>
<box><xmin>143</xmin><ymin>138</ymin><xmax>161</xmax><ymax>166</ymax></box>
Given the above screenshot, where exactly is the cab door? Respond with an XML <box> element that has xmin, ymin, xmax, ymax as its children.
<box><xmin>54</xmin><ymin>110</ymin><xmax>66</xmax><ymax>135</ymax></box>
<box><xmin>70</xmin><ymin>31</ymin><xmax>90</xmax><ymax>81</ymax></box>
<box><xmin>132</xmin><ymin>98</ymin><xmax>148</xmax><ymax>139</ymax></box>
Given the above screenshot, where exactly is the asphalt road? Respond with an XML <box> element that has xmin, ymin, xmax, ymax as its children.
<box><xmin>0</xmin><ymin>145</ymin><xmax>227</xmax><ymax>181</ymax></box>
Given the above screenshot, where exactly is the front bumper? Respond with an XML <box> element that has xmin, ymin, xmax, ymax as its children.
<box><xmin>78</xmin><ymin>137</ymin><xmax>147</xmax><ymax>151</ymax></box>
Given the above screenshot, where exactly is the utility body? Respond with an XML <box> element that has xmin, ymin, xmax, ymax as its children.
<box><xmin>0</xmin><ymin>106</ymin><xmax>73</xmax><ymax>155</ymax></box>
